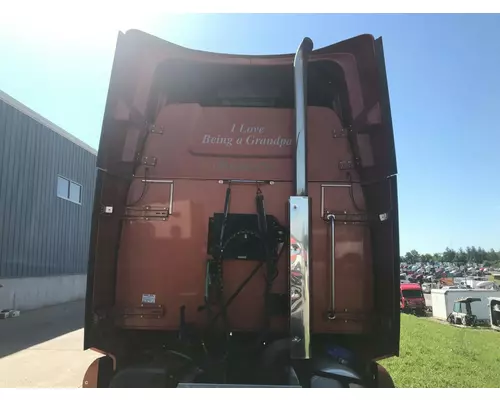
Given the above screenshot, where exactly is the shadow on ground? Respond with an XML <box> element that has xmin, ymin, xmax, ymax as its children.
<box><xmin>0</xmin><ymin>300</ymin><xmax>85</xmax><ymax>359</ymax></box>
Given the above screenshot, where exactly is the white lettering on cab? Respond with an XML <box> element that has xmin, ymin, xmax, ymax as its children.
<box><xmin>202</xmin><ymin>134</ymin><xmax>233</xmax><ymax>147</ymax></box>
<box><xmin>199</xmin><ymin>122</ymin><xmax>292</xmax><ymax>149</ymax></box>
<box><xmin>231</xmin><ymin>124</ymin><xmax>265</xmax><ymax>134</ymax></box>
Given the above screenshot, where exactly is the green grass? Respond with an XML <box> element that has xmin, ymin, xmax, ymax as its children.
<box><xmin>379</xmin><ymin>314</ymin><xmax>500</xmax><ymax>388</ymax></box>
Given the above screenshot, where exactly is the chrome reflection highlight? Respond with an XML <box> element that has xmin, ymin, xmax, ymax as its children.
<box><xmin>289</xmin><ymin>196</ymin><xmax>311</xmax><ymax>359</ymax></box>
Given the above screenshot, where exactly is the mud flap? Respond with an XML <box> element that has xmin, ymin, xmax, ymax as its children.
<box><xmin>82</xmin><ymin>355</ymin><xmax>114</xmax><ymax>388</ymax></box>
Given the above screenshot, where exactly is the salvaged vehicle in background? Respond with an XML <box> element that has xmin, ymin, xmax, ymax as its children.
<box><xmin>447</xmin><ymin>298</ymin><xmax>481</xmax><ymax>327</ymax></box>
<box><xmin>400</xmin><ymin>283</ymin><xmax>426</xmax><ymax>316</ymax></box>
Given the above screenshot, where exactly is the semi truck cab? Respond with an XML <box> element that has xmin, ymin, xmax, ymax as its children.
<box><xmin>82</xmin><ymin>29</ymin><xmax>400</xmax><ymax>388</ymax></box>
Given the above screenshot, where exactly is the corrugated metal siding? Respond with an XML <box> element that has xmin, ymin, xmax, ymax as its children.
<box><xmin>0</xmin><ymin>99</ymin><xmax>97</xmax><ymax>278</ymax></box>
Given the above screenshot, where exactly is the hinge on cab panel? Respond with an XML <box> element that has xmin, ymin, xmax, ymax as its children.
<box><xmin>148</xmin><ymin>124</ymin><xmax>164</xmax><ymax>135</ymax></box>
<box><xmin>338</xmin><ymin>158</ymin><xmax>360</xmax><ymax>170</ymax></box>
<box><xmin>333</xmin><ymin>125</ymin><xmax>363</xmax><ymax>172</ymax></box>
<box><xmin>140</xmin><ymin>156</ymin><xmax>157</xmax><ymax>167</ymax></box>
<box><xmin>334</xmin><ymin>125</ymin><xmax>380</xmax><ymax>139</ymax></box>
<box><xmin>332</xmin><ymin>127</ymin><xmax>349</xmax><ymax>138</ymax></box>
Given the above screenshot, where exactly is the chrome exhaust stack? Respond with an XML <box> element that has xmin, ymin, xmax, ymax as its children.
<box><xmin>289</xmin><ymin>37</ymin><xmax>313</xmax><ymax>360</ymax></box>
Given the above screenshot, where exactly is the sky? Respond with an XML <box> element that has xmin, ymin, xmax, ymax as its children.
<box><xmin>1</xmin><ymin>12</ymin><xmax>499</xmax><ymax>255</ymax></box>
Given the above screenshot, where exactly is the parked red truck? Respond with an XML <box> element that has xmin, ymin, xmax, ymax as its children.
<box><xmin>400</xmin><ymin>283</ymin><xmax>426</xmax><ymax>315</ymax></box>
<box><xmin>82</xmin><ymin>29</ymin><xmax>400</xmax><ymax>388</ymax></box>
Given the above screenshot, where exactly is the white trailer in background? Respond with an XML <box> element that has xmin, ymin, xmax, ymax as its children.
<box><xmin>488</xmin><ymin>297</ymin><xmax>500</xmax><ymax>331</ymax></box>
<box><xmin>453</xmin><ymin>276</ymin><xmax>489</xmax><ymax>289</ymax></box>
<box><xmin>431</xmin><ymin>289</ymin><xmax>500</xmax><ymax>321</ymax></box>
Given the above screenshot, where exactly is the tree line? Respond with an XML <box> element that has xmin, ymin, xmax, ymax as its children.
<box><xmin>401</xmin><ymin>246</ymin><xmax>500</xmax><ymax>265</ymax></box>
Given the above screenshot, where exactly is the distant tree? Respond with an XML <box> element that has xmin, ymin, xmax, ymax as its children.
<box><xmin>466</xmin><ymin>246</ymin><xmax>472</xmax><ymax>262</ymax></box>
<box><xmin>466</xmin><ymin>246</ymin><xmax>481</xmax><ymax>263</ymax></box>
<box><xmin>402</xmin><ymin>246</ymin><xmax>499</xmax><ymax>265</ymax></box>
<box><xmin>442</xmin><ymin>247</ymin><xmax>456</xmax><ymax>263</ymax></box>
<box><xmin>477</xmin><ymin>247</ymin><xmax>486</xmax><ymax>263</ymax></box>
<box><xmin>455</xmin><ymin>248</ymin><xmax>468</xmax><ymax>265</ymax></box>
<box><xmin>404</xmin><ymin>250</ymin><xmax>420</xmax><ymax>265</ymax></box>
<box><xmin>421</xmin><ymin>253</ymin><xmax>433</xmax><ymax>263</ymax></box>
<box><xmin>486</xmin><ymin>248</ymin><xmax>499</xmax><ymax>262</ymax></box>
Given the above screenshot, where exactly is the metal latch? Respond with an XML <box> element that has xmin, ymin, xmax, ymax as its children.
<box><xmin>323</xmin><ymin>212</ymin><xmax>369</xmax><ymax>225</ymax></box>
<box><xmin>124</xmin><ymin>206</ymin><xmax>169</xmax><ymax>220</ymax></box>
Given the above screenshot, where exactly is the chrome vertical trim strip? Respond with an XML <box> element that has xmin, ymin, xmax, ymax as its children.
<box><xmin>289</xmin><ymin>196</ymin><xmax>311</xmax><ymax>359</ymax></box>
<box><xmin>293</xmin><ymin>37</ymin><xmax>313</xmax><ymax>197</ymax></box>
<box><xmin>326</xmin><ymin>213</ymin><xmax>336</xmax><ymax>320</ymax></box>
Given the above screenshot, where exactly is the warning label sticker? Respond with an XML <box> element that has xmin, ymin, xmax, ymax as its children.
<box><xmin>141</xmin><ymin>294</ymin><xmax>156</xmax><ymax>304</ymax></box>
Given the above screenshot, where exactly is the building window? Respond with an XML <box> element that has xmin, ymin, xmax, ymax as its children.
<box><xmin>57</xmin><ymin>176</ymin><xmax>82</xmax><ymax>204</ymax></box>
